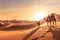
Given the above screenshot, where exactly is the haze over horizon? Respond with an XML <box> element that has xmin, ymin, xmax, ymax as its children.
<box><xmin>0</xmin><ymin>0</ymin><xmax>60</xmax><ymax>20</ymax></box>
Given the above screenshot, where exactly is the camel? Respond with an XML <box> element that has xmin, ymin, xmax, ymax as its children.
<box><xmin>44</xmin><ymin>13</ymin><xmax>56</xmax><ymax>27</ymax></box>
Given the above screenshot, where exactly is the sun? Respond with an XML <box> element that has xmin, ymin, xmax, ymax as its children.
<box><xmin>34</xmin><ymin>11</ymin><xmax>47</xmax><ymax>21</ymax></box>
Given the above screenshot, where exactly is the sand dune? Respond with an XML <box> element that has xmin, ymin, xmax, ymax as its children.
<box><xmin>0</xmin><ymin>13</ymin><xmax>60</xmax><ymax>40</ymax></box>
<box><xmin>0</xmin><ymin>21</ymin><xmax>37</xmax><ymax>30</ymax></box>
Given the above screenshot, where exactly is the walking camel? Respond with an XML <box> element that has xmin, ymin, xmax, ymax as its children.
<box><xmin>44</xmin><ymin>13</ymin><xmax>56</xmax><ymax>27</ymax></box>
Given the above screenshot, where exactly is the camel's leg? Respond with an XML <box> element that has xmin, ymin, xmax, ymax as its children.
<box><xmin>55</xmin><ymin>20</ymin><xmax>57</xmax><ymax>26</ymax></box>
<box><xmin>54</xmin><ymin>21</ymin><xmax>57</xmax><ymax>30</ymax></box>
<box><xmin>52</xmin><ymin>21</ymin><xmax>54</xmax><ymax>27</ymax></box>
<box><xmin>50</xmin><ymin>21</ymin><xmax>51</xmax><ymax>27</ymax></box>
<box><xmin>53</xmin><ymin>21</ymin><xmax>57</xmax><ymax>31</ymax></box>
<box><xmin>47</xmin><ymin>22</ymin><xmax>49</xmax><ymax>27</ymax></box>
<box><xmin>53</xmin><ymin>20</ymin><xmax>56</xmax><ymax>27</ymax></box>
<box><xmin>54</xmin><ymin>21</ymin><xmax>56</xmax><ymax>26</ymax></box>
<box><xmin>54</xmin><ymin>19</ymin><xmax>56</xmax><ymax>27</ymax></box>
<box><xmin>38</xmin><ymin>25</ymin><xmax>40</xmax><ymax>29</ymax></box>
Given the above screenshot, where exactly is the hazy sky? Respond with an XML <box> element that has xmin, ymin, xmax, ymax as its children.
<box><xmin>0</xmin><ymin>0</ymin><xmax>60</xmax><ymax>20</ymax></box>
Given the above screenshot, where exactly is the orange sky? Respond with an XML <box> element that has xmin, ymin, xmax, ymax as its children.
<box><xmin>0</xmin><ymin>0</ymin><xmax>60</xmax><ymax>21</ymax></box>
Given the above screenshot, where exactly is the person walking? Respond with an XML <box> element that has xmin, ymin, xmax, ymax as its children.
<box><xmin>36</xmin><ymin>21</ymin><xmax>40</xmax><ymax>28</ymax></box>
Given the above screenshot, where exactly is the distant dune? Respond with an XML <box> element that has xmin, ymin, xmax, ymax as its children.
<box><xmin>0</xmin><ymin>21</ymin><xmax>37</xmax><ymax>30</ymax></box>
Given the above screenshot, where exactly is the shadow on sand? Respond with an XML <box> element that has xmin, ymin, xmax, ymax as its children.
<box><xmin>23</xmin><ymin>27</ymin><xmax>39</xmax><ymax>40</ymax></box>
<box><xmin>43</xmin><ymin>26</ymin><xmax>60</xmax><ymax>40</ymax></box>
<box><xmin>23</xmin><ymin>26</ymin><xmax>60</xmax><ymax>40</ymax></box>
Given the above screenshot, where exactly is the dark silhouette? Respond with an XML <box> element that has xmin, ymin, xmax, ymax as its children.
<box><xmin>36</xmin><ymin>21</ymin><xmax>40</xmax><ymax>28</ymax></box>
<box><xmin>44</xmin><ymin>13</ymin><xmax>56</xmax><ymax>27</ymax></box>
<box><xmin>50</xmin><ymin>13</ymin><xmax>56</xmax><ymax>26</ymax></box>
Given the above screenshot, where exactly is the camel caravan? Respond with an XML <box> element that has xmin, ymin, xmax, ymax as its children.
<box><xmin>36</xmin><ymin>13</ymin><xmax>56</xmax><ymax>28</ymax></box>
